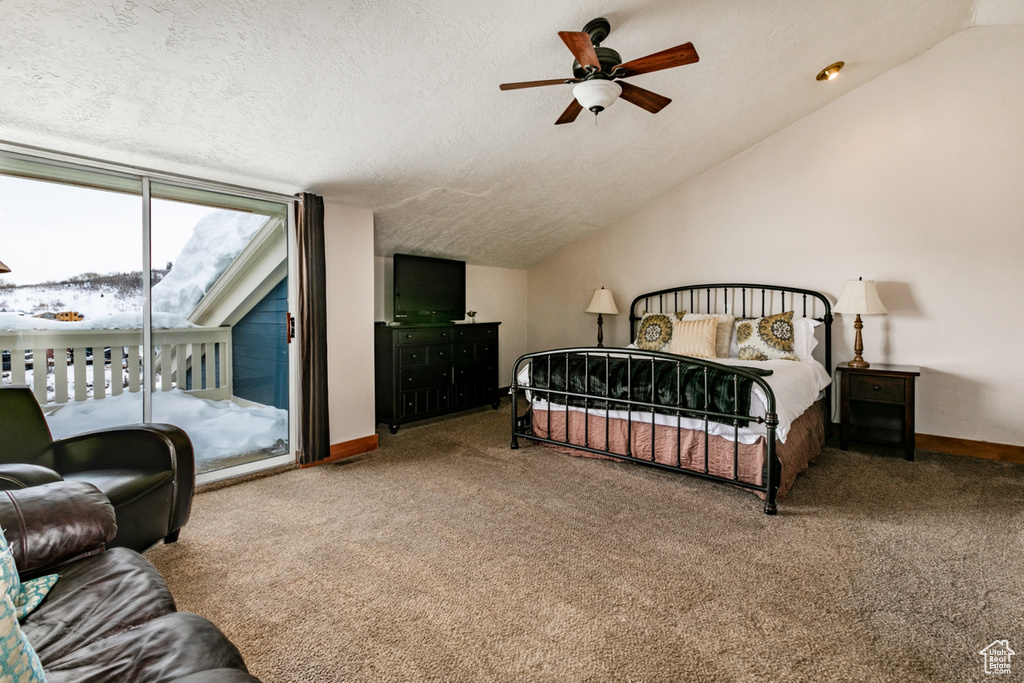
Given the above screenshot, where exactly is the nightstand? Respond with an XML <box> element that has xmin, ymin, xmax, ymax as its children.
<box><xmin>837</xmin><ymin>362</ymin><xmax>921</xmax><ymax>460</ymax></box>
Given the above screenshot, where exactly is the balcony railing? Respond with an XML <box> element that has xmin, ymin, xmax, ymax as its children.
<box><xmin>1</xmin><ymin>326</ymin><xmax>232</xmax><ymax>406</ymax></box>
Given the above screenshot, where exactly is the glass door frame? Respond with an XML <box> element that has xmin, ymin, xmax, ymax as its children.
<box><xmin>1</xmin><ymin>141</ymin><xmax>299</xmax><ymax>485</ymax></box>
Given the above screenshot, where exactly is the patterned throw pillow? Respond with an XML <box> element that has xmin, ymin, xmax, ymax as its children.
<box><xmin>734</xmin><ymin>311</ymin><xmax>799</xmax><ymax>361</ymax></box>
<box><xmin>0</xmin><ymin>527</ymin><xmax>19</xmax><ymax>608</ymax></box>
<box><xmin>635</xmin><ymin>312</ymin><xmax>685</xmax><ymax>352</ymax></box>
<box><xmin>0</xmin><ymin>527</ymin><xmax>58</xmax><ymax>620</ymax></box>
<box><xmin>0</xmin><ymin>532</ymin><xmax>47</xmax><ymax>682</ymax></box>
<box><xmin>16</xmin><ymin>575</ymin><xmax>58</xmax><ymax>620</ymax></box>
<box><xmin>668</xmin><ymin>318</ymin><xmax>718</xmax><ymax>359</ymax></box>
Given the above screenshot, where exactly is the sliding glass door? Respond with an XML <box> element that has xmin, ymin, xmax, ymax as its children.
<box><xmin>0</xmin><ymin>151</ymin><xmax>295</xmax><ymax>482</ymax></box>
<box><xmin>0</xmin><ymin>171</ymin><xmax>145</xmax><ymax>430</ymax></box>
<box><xmin>150</xmin><ymin>187</ymin><xmax>291</xmax><ymax>475</ymax></box>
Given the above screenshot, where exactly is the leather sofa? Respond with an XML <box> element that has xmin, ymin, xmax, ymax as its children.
<box><xmin>0</xmin><ymin>385</ymin><xmax>194</xmax><ymax>552</ymax></box>
<box><xmin>1</xmin><ymin>480</ymin><xmax>260</xmax><ymax>682</ymax></box>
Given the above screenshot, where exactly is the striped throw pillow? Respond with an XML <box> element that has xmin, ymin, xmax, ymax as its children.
<box><xmin>668</xmin><ymin>317</ymin><xmax>718</xmax><ymax>359</ymax></box>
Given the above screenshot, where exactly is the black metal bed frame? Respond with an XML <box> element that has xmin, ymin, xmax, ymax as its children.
<box><xmin>510</xmin><ymin>283</ymin><xmax>833</xmax><ymax>515</ymax></box>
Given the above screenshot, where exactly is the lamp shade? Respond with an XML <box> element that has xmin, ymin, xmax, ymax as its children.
<box><xmin>834</xmin><ymin>279</ymin><xmax>887</xmax><ymax>315</ymax></box>
<box><xmin>0</xmin><ymin>259</ymin><xmax>9</xmax><ymax>274</ymax></box>
<box><xmin>572</xmin><ymin>80</ymin><xmax>621</xmax><ymax>113</ymax></box>
<box><xmin>585</xmin><ymin>287</ymin><xmax>619</xmax><ymax>315</ymax></box>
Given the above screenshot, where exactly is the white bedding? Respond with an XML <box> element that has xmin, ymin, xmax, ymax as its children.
<box><xmin>517</xmin><ymin>354</ymin><xmax>831</xmax><ymax>445</ymax></box>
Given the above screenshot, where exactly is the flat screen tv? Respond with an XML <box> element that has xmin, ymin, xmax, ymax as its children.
<box><xmin>393</xmin><ymin>253</ymin><xmax>466</xmax><ymax>324</ymax></box>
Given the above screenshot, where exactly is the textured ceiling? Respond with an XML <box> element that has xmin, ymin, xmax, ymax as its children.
<box><xmin>0</xmin><ymin>0</ymin><xmax>983</xmax><ymax>268</ymax></box>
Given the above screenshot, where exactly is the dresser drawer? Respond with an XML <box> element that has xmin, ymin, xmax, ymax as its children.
<box><xmin>454</xmin><ymin>341</ymin><xmax>497</xmax><ymax>361</ymax></box>
<box><xmin>849</xmin><ymin>374</ymin><xmax>905</xmax><ymax>403</ymax></box>
<box><xmin>475</xmin><ymin>340</ymin><xmax>497</xmax><ymax>358</ymax></box>
<box><xmin>454</xmin><ymin>325</ymin><xmax>496</xmax><ymax>342</ymax></box>
<box><xmin>399</xmin><ymin>345</ymin><xmax>427</xmax><ymax>367</ymax></box>
<box><xmin>454</xmin><ymin>360</ymin><xmax>496</xmax><ymax>383</ymax></box>
<box><xmin>401</xmin><ymin>343</ymin><xmax>453</xmax><ymax>366</ymax></box>
<box><xmin>401</xmin><ymin>365</ymin><xmax>452</xmax><ymax>391</ymax></box>
<box><xmin>395</xmin><ymin>327</ymin><xmax>453</xmax><ymax>345</ymax></box>
<box><xmin>455</xmin><ymin>342</ymin><xmax>475</xmax><ymax>361</ymax></box>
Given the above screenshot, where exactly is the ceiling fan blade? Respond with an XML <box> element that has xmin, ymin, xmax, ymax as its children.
<box><xmin>555</xmin><ymin>99</ymin><xmax>583</xmax><ymax>125</ymax></box>
<box><xmin>558</xmin><ymin>31</ymin><xmax>601</xmax><ymax>70</ymax></box>
<box><xmin>615</xmin><ymin>42</ymin><xmax>699</xmax><ymax>78</ymax></box>
<box><xmin>618</xmin><ymin>81</ymin><xmax>672</xmax><ymax>114</ymax></box>
<box><xmin>500</xmin><ymin>78</ymin><xmax>575</xmax><ymax>91</ymax></box>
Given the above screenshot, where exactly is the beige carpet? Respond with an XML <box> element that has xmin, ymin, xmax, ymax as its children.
<box><xmin>147</xmin><ymin>399</ymin><xmax>1023</xmax><ymax>682</ymax></box>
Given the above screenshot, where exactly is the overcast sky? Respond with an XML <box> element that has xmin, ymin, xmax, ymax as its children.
<box><xmin>0</xmin><ymin>174</ymin><xmax>213</xmax><ymax>285</ymax></box>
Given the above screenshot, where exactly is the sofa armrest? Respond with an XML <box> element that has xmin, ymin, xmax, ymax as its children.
<box><xmin>0</xmin><ymin>463</ymin><xmax>63</xmax><ymax>490</ymax></box>
<box><xmin>173</xmin><ymin>670</ymin><xmax>263</xmax><ymax>683</ymax></box>
<box><xmin>0</xmin><ymin>480</ymin><xmax>117</xmax><ymax>577</ymax></box>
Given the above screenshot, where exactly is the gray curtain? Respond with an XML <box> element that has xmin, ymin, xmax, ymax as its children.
<box><xmin>295</xmin><ymin>193</ymin><xmax>330</xmax><ymax>465</ymax></box>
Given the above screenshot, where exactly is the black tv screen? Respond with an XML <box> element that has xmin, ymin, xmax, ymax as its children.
<box><xmin>393</xmin><ymin>254</ymin><xmax>466</xmax><ymax>323</ymax></box>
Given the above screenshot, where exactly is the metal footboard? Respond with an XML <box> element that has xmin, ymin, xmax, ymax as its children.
<box><xmin>510</xmin><ymin>348</ymin><xmax>782</xmax><ymax>515</ymax></box>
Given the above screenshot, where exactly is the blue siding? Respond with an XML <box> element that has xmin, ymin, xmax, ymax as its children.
<box><xmin>231</xmin><ymin>278</ymin><xmax>289</xmax><ymax>409</ymax></box>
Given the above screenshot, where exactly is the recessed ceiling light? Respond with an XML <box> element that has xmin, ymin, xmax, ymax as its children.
<box><xmin>816</xmin><ymin>61</ymin><xmax>845</xmax><ymax>81</ymax></box>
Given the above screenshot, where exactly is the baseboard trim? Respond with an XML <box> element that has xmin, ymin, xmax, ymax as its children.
<box><xmin>916</xmin><ymin>433</ymin><xmax>1024</xmax><ymax>465</ymax></box>
<box><xmin>300</xmin><ymin>434</ymin><xmax>379</xmax><ymax>468</ymax></box>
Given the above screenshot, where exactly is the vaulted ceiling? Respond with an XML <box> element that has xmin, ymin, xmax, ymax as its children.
<box><xmin>0</xmin><ymin>0</ymin><xmax>1015</xmax><ymax>268</ymax></box>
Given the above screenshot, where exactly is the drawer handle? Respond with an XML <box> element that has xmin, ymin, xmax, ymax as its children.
<box><xmin>411</xmin><ymin>354</ymin><xmax>417</xmax><ymax>359</ymax></box>
<box><xmin>873</xmin><ymin>385</ymin><xmax>881</xmax><ymax>391</ymax></box>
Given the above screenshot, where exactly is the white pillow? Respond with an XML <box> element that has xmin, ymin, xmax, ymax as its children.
<box><xmin>682</xmin><ymin>313</ymin><xmax>735</xmax><ymax>358</ymax></box>
<box><xmin>793</xmin><ymin>318</ymin><xmax>820</xmax><ymax>361</ymax></box>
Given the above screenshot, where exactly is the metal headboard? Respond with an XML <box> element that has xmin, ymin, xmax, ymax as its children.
<box><xmin>629</xmin><ymin>283</ymin><xmax>834</xmax><ymax>405</ymax></box>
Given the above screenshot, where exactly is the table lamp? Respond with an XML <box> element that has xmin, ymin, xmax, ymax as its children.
<box><xmin>834</xmin><ymin>278</ymin><xmax>887</xmax><ymax>368</ymax></box>
<box><xmin>585</xmin><ymin>287</ymin><xmax>618</xmax><ymax>348</ymax></box>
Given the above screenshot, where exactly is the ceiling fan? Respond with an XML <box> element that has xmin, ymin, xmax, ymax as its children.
<box><xmin>499</xmin><ymin>17</ymin><xmax>699</xmax><ymax>125</ymax></box>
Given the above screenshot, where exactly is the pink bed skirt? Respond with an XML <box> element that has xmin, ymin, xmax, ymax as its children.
<box><xmin>530</xmin><ymin>402</ymin><xmax>826</xmax><ymax>500</ymax></box>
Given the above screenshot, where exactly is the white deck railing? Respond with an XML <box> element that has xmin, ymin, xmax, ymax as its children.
<box><xmin>1</xmin><ymin>326</ymin><xmax>232</xmax><ymax>405</ymax></box>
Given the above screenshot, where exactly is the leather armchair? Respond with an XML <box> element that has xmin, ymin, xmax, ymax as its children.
<box><xmin>1</xmin><ymin>481</ymin><xmax>259</xmax><ymax>682</ymax></box>
<box><xmin>0</xmin><ymin>385</ymin><xmax>194</xmax><ymax>552</ymax></box>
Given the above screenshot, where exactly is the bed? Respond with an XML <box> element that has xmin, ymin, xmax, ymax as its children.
<box><xmin>510</xmin><ymin>283</ymin><xmax>833</xmax><ymax>514</ymax></box>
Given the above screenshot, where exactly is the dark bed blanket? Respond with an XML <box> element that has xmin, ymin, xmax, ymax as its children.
<box><xmin>529</xmin><ymin>354</ymin><xmax>772</xmax><ymax>427</ymax></box>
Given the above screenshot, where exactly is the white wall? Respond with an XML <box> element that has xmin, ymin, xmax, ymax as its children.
<box><xmin>374</xmin><ymin>256</ymin><xmax>528</xmax><ymax>386</ymax></box>
<box><xmin>324</xmin><ymin>201</ymin><xmax>377</xmax><ymax>446</ymax></box>
<box><xmin>527</xmin><ymin>25</ymin><xmax>1024</xmax><ymax>447</ymax></box>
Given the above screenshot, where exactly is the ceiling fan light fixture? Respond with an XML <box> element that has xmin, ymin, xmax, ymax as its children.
<box><xmin>816</xmin><ymin>61</ymin><xmax>845</xmax><ymax>81</ymax></box>
<box><xmin>572</xmin><ymin>79</ymin><xmax>622</xmax><ymax>114</ymax></box>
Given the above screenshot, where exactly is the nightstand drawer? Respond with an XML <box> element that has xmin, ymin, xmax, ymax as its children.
<box><xmin>848</xmin><ymin>374</ymin><xmax>905</xmax><ymax>403</ymax></box>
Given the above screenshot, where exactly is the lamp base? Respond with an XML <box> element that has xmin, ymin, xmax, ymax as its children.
<box><xmin>847</xmin><ymin>314</ymin><xmax>870</xmax><ymax>369</ymax></box>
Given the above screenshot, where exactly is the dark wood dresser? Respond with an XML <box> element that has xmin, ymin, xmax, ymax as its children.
<box><xmin>375</xmin><ymin>322</ymin><xmax>501</xmax><ymax>433</ymax></box>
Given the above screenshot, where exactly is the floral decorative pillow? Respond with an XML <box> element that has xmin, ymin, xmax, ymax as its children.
<box><xmin>734</xmin><ymin>311</ymin><xmax>798</xmax><ymax>361</ymax></box>
<box><xmin>634</xmin><ymin>312</ymin><xmax>685</xmax><ymax>351</ymax></box>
